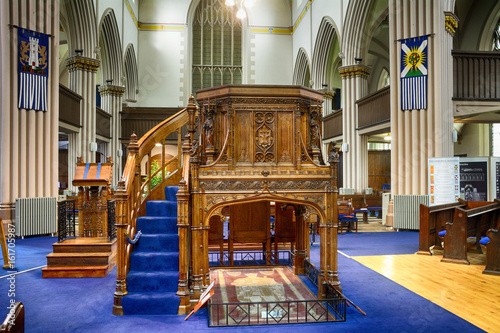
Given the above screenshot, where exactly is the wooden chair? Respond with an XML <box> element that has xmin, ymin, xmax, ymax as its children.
<box><xmin>274</xmin><ymin>203</ymin><xmax>296</xmax><ymax>264</ymax></box>
<box><xmin>338</xmin><ymin>199</ymin><xmax>358</xmax><ymax>234</ymax></box>
<box><xmin>208</xmin><ymin>215</ymin><xmax>225</xmax><ymax>265</ymax></box>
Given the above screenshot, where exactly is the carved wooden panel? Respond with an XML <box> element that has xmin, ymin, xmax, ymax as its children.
<box><xmin>254</xmin><ymin>112</ymin><xmax>275</xmax><ymax>163</ymax></box>
<box><xmin>235</xmin><ymin>111</ymin><xmax>252</xmax><ymax>164</ymax></box>
<box><xmin>277</xmin><ymin>112</ymin><xmax>294</xmax><ymax>163</ymax></box>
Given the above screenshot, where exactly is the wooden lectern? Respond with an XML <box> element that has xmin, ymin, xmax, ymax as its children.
<box><xmin>73</xmin><ymin>156</ymin><xmax>113</xmax><ymax>238</ymax></box>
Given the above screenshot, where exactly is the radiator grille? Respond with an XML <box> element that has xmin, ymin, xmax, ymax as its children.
<box><xmin>393</xmin><ymin>195</ymin><xmax>429</xmax><ymax>230</ymax></box>
<box><xmin>15</xmin><ymin>197</ymin><xmax>57</xmax><ymax>237</ymax></box>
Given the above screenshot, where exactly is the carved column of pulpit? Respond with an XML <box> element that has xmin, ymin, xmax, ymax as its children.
<box><xmin>73</xmin><ymin>156</ymin><xmax>113</xmax><ymax>238</ymax></box>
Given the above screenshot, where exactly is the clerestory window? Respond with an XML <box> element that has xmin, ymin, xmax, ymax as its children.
<box><xmin>192</xmin><ymin>0</ymin><xmax>243</xmax><ymax>93</ymax></box>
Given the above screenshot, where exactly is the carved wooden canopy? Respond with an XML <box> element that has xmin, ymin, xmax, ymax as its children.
<box><xmin>193</xmin><ymin>85</ymin><xmax>332</xmax><ymax>218</ymax></box>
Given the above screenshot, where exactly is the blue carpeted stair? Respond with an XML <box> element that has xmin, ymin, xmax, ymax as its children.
<box><xmin>121</xmin><ymin>186</ymin><xmax>180</xmax><ymax>315</ymax></box>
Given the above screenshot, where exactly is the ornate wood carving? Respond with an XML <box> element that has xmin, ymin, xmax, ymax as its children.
<box><xmin>255</xmin><ymin>112</ymin><xmax>275</xmax><ymax>163</ymax></box>
<box><xmin>190</xmin><ymin>85</ymin><xmax>339</xmax><ymax>298</ymax></box>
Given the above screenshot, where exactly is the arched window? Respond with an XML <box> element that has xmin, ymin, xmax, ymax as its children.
<box><xmin>192</xmin><ymin>0</ymin><xmax>242</xmax><ymax>93</ymax></box>
<box><xmin>492</xmin><ymin>18</ymin><xmax>500</xmax><ymax>51</ymax></box>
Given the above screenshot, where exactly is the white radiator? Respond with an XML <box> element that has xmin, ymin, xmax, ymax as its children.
<box><xmin>393</xmin><ymin>195</ymin><xmax>429</xmax><ymax>230</ymax></box>
<box><xmin>382</xmin><ymin>193</ymin><xmax>391</xmax><ymax>225</ymax></box>
<box><xmin>15</xmin><ymin>197</ymin><xmax>57</xmax><ymax>237</ymax></box>
<box><xmin>339</xmin><ymin>188</ymin><xmax>355</xmax><ymax>195</ymax></box>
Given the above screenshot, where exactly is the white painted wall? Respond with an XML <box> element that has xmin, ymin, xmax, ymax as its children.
<box><xmin>291</xmin><ymin>0</ymin><xmax>347</xmax><ymax>86</ymax></box>
<box><xmin>251</xmin><ymin>34</ymin><xmax>293</xmax><ymax>84</ymax></box>
<box><xmin>135</xmin><ymin>0</ymin><xmax>295</xmax><ymax>107</ymax></box>
<box><xmin>137</xmin><ymin>29</ymin><xmax>185</xmax><ymax>106</ymax></box>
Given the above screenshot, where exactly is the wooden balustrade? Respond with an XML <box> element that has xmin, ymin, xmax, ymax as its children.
<box><xmin>356</xmin><ymin>86</ymin><xmax>390</xmax><ymax>129</ymax></box>
<box><xmin>59</xmin><ymin>84</ymin><xmax>82</xmax><ymax>128</ymax></box>
<box><xmin>112</xmin><ymin>101</ymin><xmax>192</xmax><ymax>316</ymax></box>
<box><xmin>323</xmin><ymin>109</ymin><xmax>342</xmax><ymax>140</ymax></box>
<box><xmin>453</xmin><ymin>51</ymin><xmax>500</xmax><ymax>100</ymax></box>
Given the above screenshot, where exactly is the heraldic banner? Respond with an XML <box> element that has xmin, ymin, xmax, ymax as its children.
<box><xmin>18</xmin><ymin>28</ymin><xmax>49</xmax><ymax>112</ymax></box>
<box><xmin>400</xmin><ymin>35</ymin><xmax>428</xmax><ymax>111</ymax></box>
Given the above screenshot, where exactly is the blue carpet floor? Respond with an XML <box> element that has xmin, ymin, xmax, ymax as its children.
<box><xmin>0</xmin><ymin>231</ymin><xmax>483</xmax><ymax>332</ymax></box>
<box><xmin>0</xmin><ymin>236</ymin><xmax>53</xmax><ymax>277</ymax></box>
<box><xmin>338</xmin><ymin>230</ymin><xmax>420</xmax><ymax>256</ymax></box>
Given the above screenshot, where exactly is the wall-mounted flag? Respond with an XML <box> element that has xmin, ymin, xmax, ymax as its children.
<box><xmin>18</xmin><ymin>28</ymin><xmax>49</xmax><ymax>111</ymax></box>
<box><xmin>401</xmin><ymin>35</ymin><xmax>428</xmax><ymax>111</ymax></box>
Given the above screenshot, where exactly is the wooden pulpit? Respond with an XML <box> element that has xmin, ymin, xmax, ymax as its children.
<box><xmin>72</xmin><ymin>156</ymin><xmax>113</xmax><ymax>238</ymax></box>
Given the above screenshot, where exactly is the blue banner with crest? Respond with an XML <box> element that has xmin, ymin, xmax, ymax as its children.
<box><xmin>18</xmin><ymin>28</ymin><xmax>49</xmax><ymax>111</ymax></box>
<box><xmin>401</xmin><ymin>35</ymin><xmax>428</xmax><ymax>111</ymax></box>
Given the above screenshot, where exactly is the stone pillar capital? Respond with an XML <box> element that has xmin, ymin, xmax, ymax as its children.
<box><xmin>65</xmin><ymin>56</ymin><xmax>100</xmax><ymax>72</ymax></box>
<box><xmin>338</xmin><ymin>65</ymin><xmax>370</xmax><ymax>79</ymax></box>
<box><xmin>98</xmin><ymin>84</ymin><xmax>125</xmax><ymax>96</ymax></box>
<box><xmin>444</xmin><ymin>12</ymin><xmax>459</xmax><ymax>37</ymax></box>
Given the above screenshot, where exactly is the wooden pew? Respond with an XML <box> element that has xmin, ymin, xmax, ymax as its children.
<box><xmin>442</xmin><ymin>200</ymin><xmax>500</xmax><ymax>265</ymax></box>
<box><xmin>483</xmin><ymin>226</ymin><xmax>500</xmax><ymax>275</ymax></box>
<box><xmin>418</xmin><ymin>201</ymin><xmax>466</xmax><ymax>255</ymax></box>
<box><xmin>1</xmin><ymin>302</ymin><xmax>24</xmax><ymax>333</ymax></box>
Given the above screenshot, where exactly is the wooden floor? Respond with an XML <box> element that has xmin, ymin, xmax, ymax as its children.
<box><xmin>351</xmin><ymin>220</ymin><xmax>500</xmax><ymax>332</ymax></box>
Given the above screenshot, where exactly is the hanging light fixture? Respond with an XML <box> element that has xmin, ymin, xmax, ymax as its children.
<box><xmin>384</xmin><ymin>133</ymin><xmax>392</xmax><ymax>141</ymax></box>
<box><xmin>225</xmin><ymin>0</ymin><xmax>253</xmax><ymax>19</ymax></box>
<box><xmin>236</xmin><ymin>7</ymin><xmax>246</xmax><ymax>19</ymax></box>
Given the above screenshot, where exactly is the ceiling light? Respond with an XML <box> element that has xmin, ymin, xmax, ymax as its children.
<box><xmin>236</xmin><ymin>8</ymin><xmax>246</xmax><ymax>19</ymax></box>
<box><xmin>384</xmin><ymin>134</ymin><xmax>392</xmax><ymax>141</ymax></box>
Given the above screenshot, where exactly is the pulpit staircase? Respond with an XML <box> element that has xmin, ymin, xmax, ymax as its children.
<box><xmin>121</xmin><ymin>186</ymin><xmax>180</xmax><ymax>314</ymax></box>
<box><xmin>112</xmin><ymin>101</ymin><xmax>192</xmax><ymax>316</ymax></box>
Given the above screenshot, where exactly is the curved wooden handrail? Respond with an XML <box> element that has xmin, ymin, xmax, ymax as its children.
<box><xmin>113</xmin><ymin>107</ymin><xmax>192</xmax><ymax>315</ymax></box>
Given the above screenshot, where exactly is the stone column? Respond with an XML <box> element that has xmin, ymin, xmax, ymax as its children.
<box><xmin>339</xmin><ymin>65</ymin><xmax>370</xmax><ymax>193</ymax></box>
<box><xmin>67</xmin><ymin>132</ymin><xmax>80</xmax><ymax>193</ymax></box>
<box><xmin>66</xmin><ymin>55</ymin><xmax>100</xmax><ymax>164</ymax></box>
<box><xmin>99</xmin><ymin>84</ymin><xmax>125</xmax><ymax>186</ymax></box>
<box><xmin>0</xmin><ymin>0</ymin><xmax>59</xmax><ymax>228</ymax></box>
<box><xmin>389</xmin><ymin>0</ymin><xmax>457</xmax><ymax>195</ymax></box>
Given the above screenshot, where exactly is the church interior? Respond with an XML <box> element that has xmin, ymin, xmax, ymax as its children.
<box><xmin>0</xmin><ymin>0</ymin><xmax>500</xmax><ymax>332</ymax></box>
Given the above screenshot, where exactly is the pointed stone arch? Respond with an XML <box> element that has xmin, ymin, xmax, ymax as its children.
<box><xmin>293</xmin><ymin>47</ymin><xmax>311</xmax><ymax>86</ymax></box>
<box><xmin>478</xmin><ymin>1</ymin><xmax>500</xmax><ymax>50</ymax></box>
<box><xmin>311</xmin><ymin>17</ymin><xmax>341</xmax><ymax>90</ymax></box>
<box><xmin>60</xmin><ymin>0</ymin><xmax>98</xmax><ymax>58</ymax></box>
<box><xmin>342</xmin><ymin>0</ymin><xmax>388</xmax><ymax>66</ymax></box>
<box><xmin>98</xmin><ymin>9</ymin><xmax>123</xmax><ymax>84</ymax></box>
<box><xmin>124</xmin><ymin>44</ymin><xmax>139</xmax><ymax>102</ymax></box>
